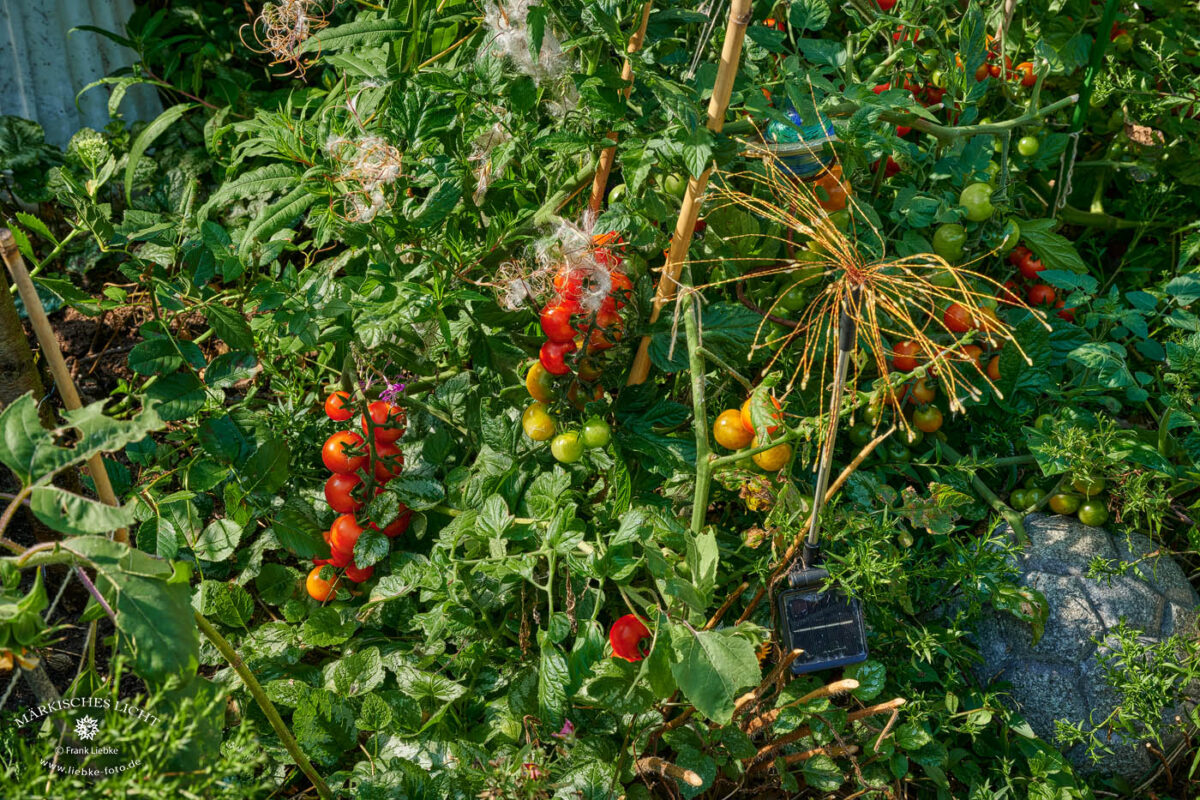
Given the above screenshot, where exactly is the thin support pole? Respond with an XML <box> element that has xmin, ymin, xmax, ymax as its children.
<box><xmin>0</xmin><ymin>229</ymin><xmax>126</xmax><ymax>544</ymax></box>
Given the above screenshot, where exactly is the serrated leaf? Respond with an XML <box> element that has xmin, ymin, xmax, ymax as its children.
<box><xmin>1019</xmin><ymin>219</ymin><xmax>1088</xmax><ymax>274</ymax></box>
<box><xmin>298</xmin><ymin>17</ymin><xmax>410</xmax><ymax>54</ymax></box>
<box><xmin>241</xmin><ymin>438</ymin><xmax>290</xmax><ymax>494</ymax></box>
<box><xmin>193</xmin><ymin>518</ymin><xmax>242</xmax><ymax>562</ymax></box>
<box><xmin>353</xmin><ymin>529</ymin><xmax>390</xmax><ymax>568</ymax></box>
<box><xmin>385</xmin><ymin>474</ymin><xmax>445</xmax><ymax>510</ymax></box>
<box><xmin>238</xmin><ymin>185</ymin><xmax>315</xmax><ymax>260</ymax></box>
<box><xmin>29</xmin><ymin>487</ymin><xmax>135</xmax><ymax>535</ymax></box>
<box><xmin>198</xmin><ymin>164</ymin><xmax>300</xmax><ymax>220</ymax></box>
<box><xmin>203</xmin><ymin>305</ymin><xmax>255</xmax><ymax>352</ymax></box>
<box><xmin>292</xmin><ymin>688</ymin><xmax>357</xmax><ymax>767</ymax></box>
<box><xmin>273</xmin><ymin>495</ymin><xmax>326</xmax><ymax>559</ymax></box>
<box><xmin>802</xmin><ymin>754</ymin><xmax>845</xmax><ymax>792</ymax></box>
<box><xmin>668</xmin><ymin>625</ymin><xmax>760</xmax><ymax>724</ymax></box>
<box><xmin>302</xmin><ymin>606</ymin><xmax>359</xmax><ymax>647</ymax></box>
<box><xmin>789</xmin><ymin>0</ymin><xmax>830</xmax><ymax>32</ymax></box>
<box><xmin>330</xmin><ymin>647</ymin><xmax>384</xmax><ymax>696</ymax></box>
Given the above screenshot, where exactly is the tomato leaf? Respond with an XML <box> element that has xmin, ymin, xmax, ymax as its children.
<box><xmin>667</xmin><ymin>624</ymin><xmax>761</xmax><ymax>724</ymax></box>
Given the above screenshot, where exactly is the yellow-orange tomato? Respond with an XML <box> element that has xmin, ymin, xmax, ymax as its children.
<box><xmin>987</xmin><ymin>355</ymin><xmax>1001</xmax><ymax>381</ymax></box>
<box><xmin>961</xmin><ymin>344</ymin><xmax>983</xmax><ymax>368</ymax></box>
<box><xmin>740</xmin><ymin>395</ymin><xmax>783</xmax><ymax>435</ymax></box>
<box><xmin>752</xmin><ymin>437</ymin><xmax>793</xmax><ymax>471</ymax></box>
<box><xmin>910</xmin><ymin>378</ymin><xmax>937</xmax><ymax>404</ymax></box>
<box><xmin>526</xmin><ymin>361</ymin><xmax>558</xmax><ymax>403</ymax></box>
<box><xmin>713</xmin><ymin>409</ymin><xmax>753</xmax><ymax>450</ymax></box>
<box><xmin>812</xmin><ymin>164</ymin><xmax>851</xmax><ymax>212</ymax></box>
<box><xmin>975</xmin><ymin>306</ymin><xmax>1001</xmax><ymax>333</ymax></box>
<box><xmin>306</xmin><ymin>566</ymin><xmax>340</xmax><ymax>601</ymax></box>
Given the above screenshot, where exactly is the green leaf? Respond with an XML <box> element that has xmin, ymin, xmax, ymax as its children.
<box><xmin>198</xmin><ymin>163</ymin><xmax>300</xmax><ymax>220</ymax></box>
<box><xmin>385</xmin><ymin>474</ymin><xmax>445</xmax><ymax>511</ymax></box>
<box><xmin>238</xmin><ymin>185</ymin><xmax>315</xmax><ymax>260</ymax></box>
<box><xmin>273</xmin><ymin>495</ymin><xmax>326</xmax><ymax>559</ymax></box>
<box><xmin>668</xmin><ymin>625</ymin><xmax>760</xmax><ymax>724</ymax></box>
<box><xmin>356</xmin><ymin>692</ymin><xmax>392</xmax><ymax>731</ymax></box>
<box><xmin>292</xmin><ymin>688</ymin><xmax>357</xmax><ymax>767</ymax></box>
<box><xmin>537</xmin><ymin>630</ymin><xmax>569</xmax><ymax>729</ymax></box>
<box><xmin>298</xmin><ymin>17</ymin><xmax>410</xmax><ymax>54</ymax></box>
<box><xmin>193</xmin><ymin>518</ymin><xmax>242</xmax><ymax>562</ymax></box>
<box><xmin>29</xmin><ymin>487</ymin><xmax>134</xmax><ymax>535</ymax></box>
<box><xmin>680</xmin><ymin>127</ymin><xmax>713</xmax><ymax>178</ymax></box>
<box><xmin>255</xmin><ymin>564</ymin><xmax>299</xmax><ymax>605</ymax></box>
<box><xmin>204</xmin><ymin>352</ymin><xmax>258</xmax><ymax>388</ymax></box>
<box><xmin>125</xmin><ymin>103</ymin><xmax>193</xmax><ymax>203</ymax></box>
<box><xmin>241</xmin><ymin>438</ymin><xmax>290</xmax><ymax>494</ymax></box>
<box><xmin>789</xmin><ymin>0</ymin><xmax>830</xmax><ymax>32</ymax></box>
<box><xmin>203</xmin><ymin>305</ymin><xmax>255</xmax><ymax>352</ymax></box>
<box><xmin>145</xmin><ymin>372</ymin><xmax>206</xmax><ymax>421</ymax></box>
<box><xmin>1020</xmin><ymin>219</ymin><xmax>1088</xmax><ymax>274</ymax></box>
<box><xmin>1165</xmin><ymin>275</ymin><xmax>1200</xmax><ymax>305</ymax></box>
<box><xmin>844</xmin><ymin>660</ymin><xmax>886</xmax><ymax>702</ymax></box>
<box><xmin>36</xmin><ymin>537</ymin><xmax>199</xmax><ymax>685</ymax></box>
<box><xmin>802</xmin><ymin>754</ymin><xmax>845</xmax><ymax>792</ymax></box>
<box><xmin>302</xmin><ymin>606</ymin><xmax>360</xmax><ymax>647</ymax></box>
<box><xmin>128</xmin><ymin>338</ymin><xmax>183</xmax><ymax>376</ymax></box>
<box><xmin>354</xmin><ymin>529</ymin><xmax>390</xmax><ymax>568</ymax></box>
<box><xmin>329</xmin><ymin>647</ymin><xmax>385</xmax><ymax>696</ymax></box>
<box><xmin>200</xmin><ymin>580</ymin><xmax>254</xmax><ymax>629</ymax></box>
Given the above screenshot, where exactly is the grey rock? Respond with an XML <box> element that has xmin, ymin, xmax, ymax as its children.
<box><xmin>973</xmin><ymin>513</ymin><xmax>1200</xmax><ymax>782</ymax></box>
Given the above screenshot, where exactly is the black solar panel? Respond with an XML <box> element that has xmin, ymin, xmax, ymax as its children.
<box><xmin>778</xmin><ymin>580</ymin><xmax>868</xmax><ymax>674</ymax></box>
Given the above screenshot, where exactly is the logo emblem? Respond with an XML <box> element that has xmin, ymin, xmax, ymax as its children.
<box><xmin>74</xmin><ymin>715</ymin><xmax>100</xmax><ymax>741</ymax></box>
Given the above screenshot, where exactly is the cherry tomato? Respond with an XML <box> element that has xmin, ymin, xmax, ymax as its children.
<box><xmin>1017</xmin><ymin>136</ymin><xmax>1040</xmax><ymax>157</ymax></box>
<box><xmin>372</xmin><ymin>440</ymin><xmax>403</xmax><ymax>482</ymax></box>
<box><xmin>752</xmin><ymin>438</ymin><xmax>792</xmax><ymax>471</ymax></box>
<box><xmin>910</xmin><ymin>378</ymin><xmax>936</xmax><ymax>404</ymax></box>
<box><xmin>330</xmin><ymin>514</ymin><xmax>363</xmax><ymax>554</ymax></box>
<box><xmin>1025</xmin><ymin>487</ymin><xmax>1046</xmax><ymax>507</ymax></box>
<box><xmin>609</xmin><ymin>614</ymin><xmax>652</xmax><ymax>662</ymax></box>
<box><xmin>1048</xmin><ymin>493</ymin><xmax>1083</xmax><ymax>514</ymax></box>
<box><xmin>1017</xmin><ymin>250</ymin><xmax>1045</xmax><ymax>280</ymax></box>
<box><xmin>344</xmin><ymin>564</ymin><xmax>374</xmax><ymax>582</ymax></box>
<box><xmin>324</xmin><ymin>544</ymin><xmax>354</xmax><ymax>569</ymax></box>
<box><xmin>1014</xmin><ymin>61</ymin><xmax>1036</xmax><ymax>87</ymax></box>
<box><xmin>944</xmin><ymin>303</ymin><xmax>973</xmax><ymax>333</ymax></box>
<box><xmin>975</xmin><ymin>306</ymin><xmax>1001</xmax><ymax>333</ymax></box>
<box><xmin>974</xmin><ymin>63</ymin><xmax>990</xmax><ymax>82</ymax></box>
<box><xmin>884</xmin><ymin>440</ymin><xmax>911</xmax><ymax>463</ymax></box>
<box><xmin>522</xmin><ymin>402</ymin><xmax>556</xmax><ymax>441</ymax></box>
<box><xmin>900</xmin><ymin>426</ymin><xmax>924</xmax><ymax>447</ymax></box>
<box><xmin>581</xmin><ymin>418</ymin><xmax>611</xmax><ymax>449</ymax></box>
<box><xmin>306</xmin><ymin>566</ymin><xmax>340</xmax><ymax>602</ymax></box>
<box><xmin>1112</xmin><ymin>32</ymin><xmax>1133</xmax><ymax>53</ymax></box>
<box><xmin>893</xmin><ymin>341</ymin><xmax>922</xmax><ymax>371</ymax></box>
<box><xmin>322</xmin><ymin>431</ymin><xmax>366</xmax><ymax>475</ymax></box>
<box><xmin>812</xmin><ymin>164</ymin><xmax>850</xmax><ymax>212</ymax></box>
<box><xmin>778</xmin><ymin>284</ymin><xmax>809</xmax><ymax>314</ymax></box>
<box><xmin>959</xmin><ymin>182</ymin><xmax>995</xmax><ymax>222</ymax></box>
<box><xmin>540</xmin><ymin>302</ymin><xmax>578</xmax><ymax>342</ymax></box>
<box><xmin>663</xmin><ymin>174</ymin><xmax>687</xmax><ymax>199</ymax></box>
<box><xmin>608</xmin><ymin>270</ymin><xmax>633</xmax><ymax>306</ymax></box>
<box><xmin>325</xmin><ymin>473</ymin><xmax>363</xmax><ymax>514</ymax></box>
<box><xmin>1072</xmin><ymin>476</ymin><xmax>1106</xmax><ymax>497</ymax></box>
<box><xmin>740</xmin><ymin>395</ymin><xmax>783</xmax><ymax>435</ymax></box>
<box><xmin>361</xmin><ymin>401</ymin><xmax>405</xmax><ymax>444</ymax></box>
<box><xmin>1010</xmin><ymin>489</ymin><xmax>1030</xmax><ymax>510</ymax></box>
<box><xmin>325</xmin><ymin>391</ymin><xmax>353</xmax><ymax>421</ymax></box>
<box><xmin>873</xmin><ymin>156</ymin><xmax>901</xmax><ymax>178</ymax></box>
<box><xmin>848</xmin><ymin>422</ymin><xmax>874</xmax><ymax>448</ymax></box>
<box><xmin>554</xmin><ymin>268</ymin><xmax>583</xmax><ymax>300</ymax></box>
<box><xmin>932</xmin><ymin>223</ymin><xmax>966</xmax><ymax>262</ymax></box>
<box><xmin>877</xmin><ymin>0</ymin><xmax>896</xmax><ymax>9</ymax></box>
<box><xmin>999</xmin><ymin>281</ymin><xmax>1022</xmax><ymax>305</ymax></box>
<box><xmin>961</xmin><ymin>344</ymin><xmax>983</xmax><ymax>368</ymax></box>
<box><xmin>1008</xmin><ymin>245</ymin><xmax>1031</xmax><ymax>267</ymax></box>
<box><xmin>913</xmin><ymin>406</ymin><xmax>943</xmax><ymax>433</ymax></box>
<box><xmin>1055</xmin><ymin>301</ymin><xmax>1077</xmax><ymax>323</ymax></box>
<box><xmin>987</xmin><ymin>354</ymin><xmax>1001</xmax><ymax>381</ymax></box>
<box><xmin>551</xmin><ymin>432</ymin><xmax>584</xmax><ymax>463</ymax></box>
<box><xmin>713</xmin><ymin>409</ymin><xmax>753</xmax><ymax>450</ymax></box>
<box><xmin>526</xmin><ymin>361</ymin><xmax>558</xmax><ymax>403</ymax></box>
<box><xmin>1077</xmin><ymin>501</ymin><xmax>1109</xmax><ymax>527</ymax></box>
<box><xmin>1028</xmin><ymin>284</ymin><xmax>1057</xmax><ymax>306</ymax></box>
<box><xmin>540</xmin><ymin>339</ymin><xmax>577</xmax><ymax>375</ymax></box>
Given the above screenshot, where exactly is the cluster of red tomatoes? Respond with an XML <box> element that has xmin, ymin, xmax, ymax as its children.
<box><xmin>1002</xmin><ymin>245</ymin><xmax>1076</xmax><ymax>322</ymax></box>
<box><xmin>305</xmin><ymin>391</ymin><xmax>412</xmax><ymax>602</ymax></box>
<box><xmin>537</xmin><ymin>233</ymin><xmax>632</xmax><ymax>380</ymax></box>
<box><xmin>955</xmin><ymin>35</ymin><xmax>1038</xmax><ymax>87</ymax></box>
<box><xmin>710</xmin><ymin>395</ymin><xmax>793</xmax><ymax>471</ymax></box>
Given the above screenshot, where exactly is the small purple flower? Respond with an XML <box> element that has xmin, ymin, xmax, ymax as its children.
<box><xmin>551</xmin><ymin>719</ymin><xmax>575</xmax><ymax>740</ymax></box>
<box><xmin>379</xmin><ymin>379</ymin><xmax>407</xmax><ymax>405</ymax></box>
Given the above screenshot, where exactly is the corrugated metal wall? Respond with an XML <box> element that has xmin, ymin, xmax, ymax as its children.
<box><xmin>0</xmin><ymin>0</ymin><xmax>161</xmax><ymax>146</ymax></box>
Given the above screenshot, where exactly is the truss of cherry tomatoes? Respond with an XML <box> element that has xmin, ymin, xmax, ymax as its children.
<box><xmin>307</xmin><ymin>391</ymin><xmax>413</xmax><ymax>601</ymax></box>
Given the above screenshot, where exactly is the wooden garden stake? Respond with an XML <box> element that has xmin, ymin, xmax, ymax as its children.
<box><xmin>586</xmin><ymin>1</ymin><xmax>654</xmax><ymax>215</ymax></box>
<box><xmin>0</xmin><ymin>229</ymin><xmax>127</xmax><ymax>544</ymax></box>
<box><xmin>626</xmin><ymin>0</ymin><xmax>753</xmax><ymax>385</ymax></box>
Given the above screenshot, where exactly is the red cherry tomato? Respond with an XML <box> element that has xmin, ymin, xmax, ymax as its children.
<box><xmin>944</xmin><ymin>303</ymin><xmax>973</xmax><ymax>333</ymax></box>
<box><xmin>873</xmin><ymin>83</ymin><xmax>891</xmax><ymax>94</ymax></box>
<box><xmin>372</xmin><ymin>439</ymin><xmax>404</xmax><ymax>482</ymax></box>
<box><xmin>540</xmin><ymin>339</ymin><xmax>577</xmax><ymax>375</ymax></box>
<box><xmin>322</xmin><ymin>431</ymin><xmax>366</xmax><ymax>475</ymax></box>
<box><xmin>608</xmin><ymin>270</ymin><xmax>633</xmax><ymax>306</ymax></box>
<box><xmin>609</xmin><ymin>614</ymin><xmax>652</xmax><ymax>662</ymax></box>
<box><xmin>361</xmin><ymin>401</ymin><xmax>405</xmax><ymax>444</ymax></box>
<box><xmin>330</xmin><ymin>514</ymin><xmax>363</xmax><ymax>554</ymax></box>
<box><xmin>553</xmin><ymin>268</ymin><xmax>582</xmax><ymax>300</ymax></box>
<box><xmin>1028</xmin><ymin>284</ymin><xmax>1057</xmax><ymax>306</ymax></box>
<box><xmin>999</xmin><ymin>281</ymin><xmax>1022</xmax><ymax>305</ymax></box>
<box><xmin>892</xmin><ymin>341</ymin><xmax>922</xmax><ymax>372</ymax></box>
<box><xmin>325</xmin><ymin>473</ymin><xmax>363</xmax><ymax>514</ymax></box>
<box><xmin>540</xmin><ymin>302</ymin><xmax>578</xmax><ymax>342</ymax></box>
<box><xmin>324</xmin><ymin>391</ymin><xmax>353</xmax><ymax>421</ymax></box>
<box><xmin>895</xmin><ymin>124</ymin><xmax>912</xmax><ymax>137</ymax></box>
<box><xmin>1018</xmin><ymin>251</ymin><xmax>1045</xmax><ymax>280</ymax></box>
<box><xmin>344</xmin><ymin>564</ymin><xmax>374</xmax><ymax>582</ymax></box>
<box><xmin>1055</xmin><ymin>300</ymin><xmax>1077</xmax><ymax>322</ymax></box>
<box><xmin>877</xmin><ymin>0</ymin><xmax>897</xmax><ymax>10</ymax></box>
<box><xmin>874</xmin><ymin>156</ymin><xmax>901</xmax><ymax>177</ymax></box>
<box><xmin>1008</xmin><ymin>245</ymin><xmax>1030</xmax><ymax>267</ymax></box>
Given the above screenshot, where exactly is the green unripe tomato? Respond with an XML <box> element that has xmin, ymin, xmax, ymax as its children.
<box><xmin>900</xmin><ymin>426</ymin><xmax>924</xmax><ymax>447</ymax></box>
<box><xmin>1017</xmin><ymin>136</ymin><xmax>1040</xmax><ymax>157</ymax></box>
<box><xmin>663</xmin><ymin>174</ymin><xmax>688</xmax><ymax>199</ymax></box>
<box><xmin>550</xmin><ymin>431</ymin><xmax>584</xmax><ymax>463</ymax></box>
<box><xmin>1025</xmin><ymin>487</ymin><xmax>1046</xmax><ymax>507</ymax></box>
<box><xmin>848</xmin><ymin>422</ymin><xmax>874</xmax><ymax>448</ymax></box>
<box><xmin>827</xmin><ymin>210</ymin><xmax>851</xmax><ymax>231</ymax></box>
<box><xmin>959</xmin><ymin>182</ymin><xmax>995</xmax><ymax>222</ymax></box>
<box><xmin>1072</xmin><ymin>476</ymin><xmax>1106</xmax><ymax>497</ymax></box>
<box><xmin>1033</xmin><ymin>414</ymin><xmax>1054</xmax><ymax>433</ymax></box>
<box><xmin>929</xmin><ymin>268</ymin><xmax>957</xmax><ymax>288</ymax></box>
<box><xmin>898</xmin><ymin>530</ymin><xmax>914</xmax><ymax>548</ymax></box>
<box><xmin>1023</xmin><ymin>475</ymin><xmax>1041</xmax><ymax>490</ymax></box>
<box><xmin>932</xmin><ymin>223</ymin><xmax>967</xmax><ymax>262</ymax></box>
<box><xmin>607</xmin><ymin>183</ymin><xmax>626</xmax><ymax>204</ymax></box>
<box><xmin>984</xmin><ymin>161</ymin><xmax>1001</xmax><ymax>184</ymax></box>
<box><xmin>885</xmin><ymin>441</ymin><xmax>912</xmax><ymax>463</ymax></box>
<box><xmin>1010</xmin><ymin>489</ymin><xmax>1029</xmax><ymax>509</ymax></box>
<box><xmin>581</xmin><ymin>418</ymin><xmax>611</xmax><ymax>449</ymax></box>
<box><xmin>1077</xmin><ymin>501</ymin><xmax>1109</xmax><ymax>527</ymax></box>
<box><xmin>1113</xmin><ymin>33</ymin><xmax>1133</xmax><ymax>54</ymax></box>
<box><xmin>778</xmin><ymin>284</ymin><xmax>809</xmax><ymax>313</ymax></box>
<box><xmin>1048</xmin><ymin>492</ymin><xmax>1082</xmax><ymax>515</ymax></box>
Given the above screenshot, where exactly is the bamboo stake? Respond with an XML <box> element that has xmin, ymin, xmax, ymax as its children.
<box><xmin>586</xmin><ymin>1</ymin><xmax>654</xmax><ymax>215</ymax></box>
<box><xmin>635</xmin><ymin>756</ymin><xmax>703</xmax><ymax>787</ymax></box>
<box><xmin>626</xmin><ymin>0</ymin><xmax>754</xmax><ymax>385</ymax></box>
<box><xmin>0</xmin><ymin>229</ymin><xmax>127</xmax><ymax>544</ymax></box>
<box><xmin>743</xmin><ymin>678</ymin><xmax>859</xmax><ymax>735</ymax></box>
